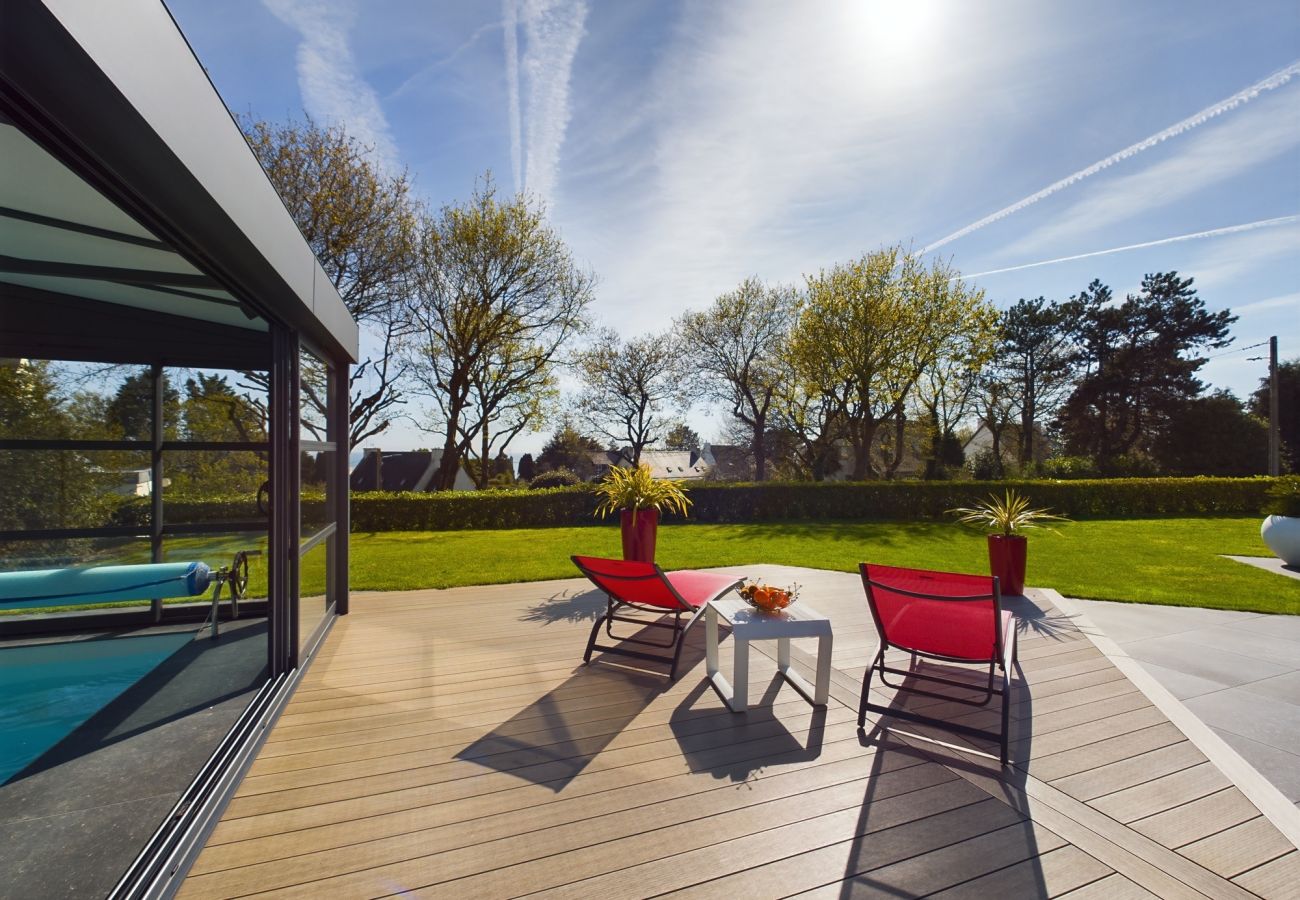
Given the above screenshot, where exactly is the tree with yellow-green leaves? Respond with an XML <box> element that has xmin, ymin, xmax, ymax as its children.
<box><xmin>242</xmin><ymin>116</ymin><xmax>419</xmax><ymax>448</ymax></box>
<box><xmin>786</xmin><ymin>246</ymin><xmax>998</xmax><ymax>480</ymax></box>
<box><xmin>406</xmin><ymin>177</ymin><xmax>593</xmax><ymax>491</ymax></box>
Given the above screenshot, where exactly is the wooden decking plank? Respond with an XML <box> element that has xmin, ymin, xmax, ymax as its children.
<box><xmin>222</xmin><ymin>706</ymin><xmax>858</xmax><ymax>825</ymax></box>
<box><xmin>182</xmin><ymin>743</ymin><xmax>948</xmax><ymax>899</ymax></box>
<box><xmin>351</xmin><ymin>759</ymin><xmax>961</xmax><ymax>900</ymax></box>
<box><xmin>912</xmin><ymin>843</ymin><xmax>1111</xmax><ymax>899</ymax></box>
<box><xmin>749</xmin><ymin>817</ymin><xmax>1066</xmax><ymax>899</ymax></box>
<box><xmin>197</xmin><ymin>720</ymin><xmax>888</xmax><ymax>873</ymax></box>
<box><xmin>1051</xmin><ymin>740</ymin><xmax>1205</xmax><ymax>801</ymax></box>
<box><xmin>527</xmin><ymin>793</ymin><xmax>1012</xmax><ymax>900</ymax></box>
<box><xmin>1089</xmin><ymin>761</ymin><xmax>1232</xmax><ymax>824</ymax></box>
<box><xmin>1231</xmin><ymin>850</ymin><xmax>1300</xmax><ymax>899</ymax></box>
<box><xmin>1056</xmin><ymin>872</ymin><xmax>1161</xmax><ymax>899</ymax></box>
<box><xmin>1026</xmin><ymin>724</ymin><xmax>1186</xmax><ymax>782</ymax></box>
<box><xmin>1129</xmin><ymin>787</ymin><xmax>1263</xmax><ymax>849</ymax></box>
<box><xmin>232</xmin><ymin>697</ymin><xmax>840</xmax><ymax>804</ymax></box>
<box><xmin>1178</xmin><ymin>816</ymin><xmax>1296</xmax><ymax>879</ymax></box>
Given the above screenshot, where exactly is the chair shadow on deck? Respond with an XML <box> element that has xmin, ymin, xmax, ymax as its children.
<box><xmin>453</xmin><ymin>607</ymin><xmax>716</xmax><ymax>793</ymax></box>
<box><xmin>838</xmin><ymin>647</ymin><xmax>1046</xmax><ymax>897</ymax></box>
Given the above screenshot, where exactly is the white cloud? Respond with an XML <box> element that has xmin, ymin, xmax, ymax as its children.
<box><xmin>262</xmin><ymin>0</ymin><xmax>401</xmax><ymax>171</ymax></box>
<box><xmin>1004</xmin><ymin>86</ymin><xmax>1300</xmax><ymax>257</ymax></box>
<box><xmin>1233</xmin><ymin>291</ymin><xmax>1300</xmax><ymax>315</ymax></box>
<box><xmin>502</xmin><ymin>0</ymin><xmax>588</xmax><ymax>205</ymax></box>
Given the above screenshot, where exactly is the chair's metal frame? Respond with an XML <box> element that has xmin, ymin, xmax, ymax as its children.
<box><xmin>857</xmin><ymin>564</ymin><xmax>1018</xmax><ymax>765</ymax></box>
<box><xmin>572</xmin><ymin>556</ymin><xmax>738</xmax><ymax>681</ymax></box>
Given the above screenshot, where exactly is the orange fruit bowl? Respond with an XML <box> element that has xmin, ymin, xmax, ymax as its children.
<box><xmin>739</xmin><ymin>582</ymin><xmax>798</xmax><ymax>613</ymax></box>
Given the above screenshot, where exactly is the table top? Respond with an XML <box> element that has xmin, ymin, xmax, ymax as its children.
<box><xmin>710</xmin><ymin>594</ymin><xmax>831</xmax><ymax>638</ymax></box>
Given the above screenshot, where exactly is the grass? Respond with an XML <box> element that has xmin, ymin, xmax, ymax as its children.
<box><xmin>10</xmin><ymin>518</ymin><xmax>1295</xmax><ymax>617</ymax></box>
<box><xmin>348</xmin><ymin>517</ymin><xmax>1299</xmax><ymax>616</ymax></box>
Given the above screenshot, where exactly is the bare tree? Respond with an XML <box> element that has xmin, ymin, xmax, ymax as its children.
<box><xmin>242</xmin><ymin>116</ymin><xmax>419</xmax><ymax>448</ymax></box>
<box><xmin>575</xmin><ymin>329</ymin><xmax>682</xmax><ymax>464</ymax></box>
<box><xmin>676</xmin><ymin>277</ymin><xmax>795</xmax><ymax>480</ymax></box>
<box><xmin>405</xmin><ymin>177</ymin><xmax>592</xmax><ymax>489</ymax></box>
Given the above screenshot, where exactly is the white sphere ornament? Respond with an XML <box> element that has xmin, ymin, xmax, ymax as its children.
<box><xmin>1261</xmin><ymin>515</ymin><xmax>1300</xmax><ymax>567</ymax></box>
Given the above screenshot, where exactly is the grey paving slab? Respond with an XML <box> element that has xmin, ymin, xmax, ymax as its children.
<box><xmin>1168</xmin><ymin>625</ymin><xmax>1300</xmax><ymax>670</ymax></box>
<box><xmin>1183</xmin><ymin>690</ymin><xmax>1300</xmax><ymax>758</ymax></box>
<box><xmin>1134</xmin><ymin>660</ymin><xmax>1233</xmax><ymax>700</ymax></box>
<box><xmin>1224</xmin><ymin>555</ymin><xmax>1300</xmax><ymax>582</ymax></box>
<box><xmin>1224</xmin><ymin>612</ymin><xmax>1300</xmax><ymax>642</ymax></box>
<box><xmin>1119</xmin><ymin>633</ymin><xmax>1290</xmax><ymax>687</ymax></box>
<box><xmin>1212</xmin><ymin>731</ymin><xmax>1300</xmax><ymax>805</ymax></box>
<box><xmin>1239</xmin><ymin>670</ymin><xmax>1300</xmax><ymax>707</ymax></box>
<box><xmin>1068</xmin><ymin>599</ymin><xmax>1264</xmax><ymax>643</ymax></box>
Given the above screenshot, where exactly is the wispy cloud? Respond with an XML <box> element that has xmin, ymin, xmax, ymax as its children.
<box><xmin>922</xmin><ymin>59</ymin><xmax>1300</xmax><ymax>255</ymax></box>
<box><xmin>262</xmin><ymin>0</ymin><xmax>400</xmax><ymax>171</ymax></box>
<box><xmin>961</xmin><ymin>216</ymin><xmax>1299</xmax><ymax>280</ymax></box>
<box><xmin>502</xmin><ymin>0</ymin><xmax>588</xmax><ymax>205</ymax></box>
<box><xmin>1232</xmin><ymin>291</ymin><xmax>1300</xmax><ymax>315</ymax></box>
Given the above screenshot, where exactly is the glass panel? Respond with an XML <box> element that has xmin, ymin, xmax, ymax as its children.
<box><xmin>0</xmin><ymin>360</ymin><xmax>147</xmax><ymax>442</ymax></box>
<box><xmin>298</xmin><ymin>533</ymin><xmax>332</xmax><ymax>653</ymax></box>
<box><xmin>301</xmin><ymin>449</ymin><xmax>332</xmax><ymax>536</ymax></box>
<box><xmin>298</xmin><ymin>347</ymin><xmax>328</xmax><ymax>442</ymax></box>
<box><xmin>162</xmin><ymin>533</ymin><xmax>269</xmax><ymax>604</ymax></box>
<box><xmin>0</xmin><ymin>449</ymin><xmax>151</xmax><ymax>532</ymax></box>
<box><xmin>162</xmin><ymin>449</ymin><xmax>268</xmax><ymax>524</ymax></box>
<box><xmin>165</xmin><ymin>367</ymin><xmax>268</xmax><ymax>442</ymax></box>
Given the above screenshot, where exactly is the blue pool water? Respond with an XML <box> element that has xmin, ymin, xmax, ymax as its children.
<box><xmin>0</xmin><ymin>632</ymin><xmax>193</xmax><ymax>784</ymax></box>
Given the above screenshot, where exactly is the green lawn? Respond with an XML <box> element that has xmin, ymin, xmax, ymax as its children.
<box><xmin>348</xmin><ymin>518</ymin><xmax>1299</xmax><ymax>616</ymax></box>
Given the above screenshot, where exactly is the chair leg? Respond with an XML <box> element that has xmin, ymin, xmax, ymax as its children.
<box><xmin>668</xmin><ymin>606</ymin><xmax>706</xmax><ymax>682</ymax></box>
<box><xmin>858</xmin><ymin>648</ymin><xmax>883</xmax><ymax>728</ymax></box>
<box><xmin>999</xmin><ymin>665</ymin><xmax>1011</xmax><ymax>766</ymax></box>
<box><xmin>583</xmin><ymin>608</ymin><xmax>610</xmax><ymax>665</ymax></box>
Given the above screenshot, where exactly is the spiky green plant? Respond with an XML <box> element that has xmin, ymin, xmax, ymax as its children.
<box><xmin>593</xmin><ymin>463</ymin><xmax>692</xmax><ymax>525</ymax></box>
<box><xmin>948</xmin><ymin>489</ymin><xmax>1069</xmax><ymax>537</ymax></box>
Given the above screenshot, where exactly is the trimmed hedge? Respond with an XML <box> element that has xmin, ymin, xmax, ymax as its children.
<box><xmin>119</xmin><ymin>478</ymin><xmax>1281</xmax><ymax>533</ymax></box>
<box><xmin>350</xmin><ymin>477</ymin><xmax>1278</xmax><ymax>531</ymax></box>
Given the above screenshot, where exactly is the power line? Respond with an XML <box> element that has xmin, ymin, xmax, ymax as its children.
<box><xmin>1207</xmin><ymin>339</ymin><xmax>1270</xmax><ymax>361</ymax></box>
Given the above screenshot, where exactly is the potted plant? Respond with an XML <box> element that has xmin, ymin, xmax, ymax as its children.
<box><xmin>1261</xmin><ymin>477</ymin><xmax>1300</xmax><ymax>567</ymax></box>
<box><xmin>949</xmin><ymin>489</ymin><xmax>1068</xmax><ymax>595</ymax></box>
<box><xmin>593</xmin><ymin>463</ymin><xmax>691</xmax><ymax>562</ymax></box>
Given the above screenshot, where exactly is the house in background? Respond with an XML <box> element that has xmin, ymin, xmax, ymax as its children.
<box><xmin>587</xmin><ymin>448</ymin><xmax>712</xmax><ymax>481</ymax></box>
<box><xmin>350</xmin><ymin>448</ymin><xmax>476</xmax><ymax>492</ymax></box>
<box><xmin>963</xmin><ymin>421</ymin><xmax>1053</xmax><ymax>467</ymax></box>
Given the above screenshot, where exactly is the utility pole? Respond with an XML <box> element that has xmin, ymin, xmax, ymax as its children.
<box><xmin>1268</xmin><ymin>335</ymin><xmax>1280</xmax><ymax>477</ymax></box>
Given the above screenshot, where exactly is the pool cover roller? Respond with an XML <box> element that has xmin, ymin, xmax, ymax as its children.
<box><xmin>0</xmin><ymin>562</ymin><xmax>213</xmax><ymax>611</ymax></box>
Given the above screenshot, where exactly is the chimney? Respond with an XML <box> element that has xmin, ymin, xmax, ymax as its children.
<box><xmin>365</xmin><ymin>447</ymin><xmax>382</xmax><ymax>491</ymax></box>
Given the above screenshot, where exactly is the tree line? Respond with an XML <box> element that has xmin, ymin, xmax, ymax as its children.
<box><xmin>240</xmin><ymin>117</ymin><xmax>1300</xmax><ymax>484</ymax></box>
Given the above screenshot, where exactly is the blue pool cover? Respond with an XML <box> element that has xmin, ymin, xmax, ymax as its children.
<box><xmin>0</xmin><ymin>632</ymin><xmax>193</xmax><ymax>784</ymax></box>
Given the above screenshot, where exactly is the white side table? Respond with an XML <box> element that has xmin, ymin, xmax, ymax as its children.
<box><xmin>705</xmin><ymin>594</ymin><xmax>833</xmax><ymax>713</ymax></box>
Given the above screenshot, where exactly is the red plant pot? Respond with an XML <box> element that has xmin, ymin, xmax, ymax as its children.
<box><xmin>987</xmin><ymin>533</ymin><xmax>1028</xmax><ymax>596</ymax></box>
<box><xmin>620</xmin><ymin>508</ymin><xmax>659</xmax><ymax>563</ymax></box>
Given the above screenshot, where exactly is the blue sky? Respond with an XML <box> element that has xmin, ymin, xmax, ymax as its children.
<box><xmin>167</xmin><ymin>0</ymin><xmax>1300</xmax><ymax>458</ymax></box>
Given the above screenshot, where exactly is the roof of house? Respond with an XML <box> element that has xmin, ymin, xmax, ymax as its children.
<box><xmin>349</xmin><ymin>451</ymin><xmax>439</xmax><ymax>492</ymax></box>
<box><xmin>702</xmin><ymin>444</ymin><xmax>754</xmax><ymax>480</ymax></box>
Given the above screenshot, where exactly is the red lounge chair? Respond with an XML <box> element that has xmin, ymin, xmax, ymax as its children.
<box><xmin>858</xmin><ymin>563</ymin><xmax>1018</xmax><ymax>765</ymax></box>
<box><xmin>572</xmin><ymin>556</ymin><xmax>742</xmax><ymax>681</ymax></box>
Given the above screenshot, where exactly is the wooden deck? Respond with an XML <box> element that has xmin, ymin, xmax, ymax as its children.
<box><xmin>180</xmin><ymin>566</ymin><xmax>1299</xmax><ymax>898</ymax></box>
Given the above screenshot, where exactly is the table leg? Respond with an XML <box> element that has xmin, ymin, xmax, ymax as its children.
<box><xmin>777</xmin><ymin>635</ymin><xmax>790</xmax><ymax>671</ymax></box>
<box><xmin>731</xmin><ymin>636</ymin><xmax>749</xmax><ymax>713</ymax></box>
<box><xmin>705</xmin><ymin>603</ymin><xmax>719</xmax><ymax>678</ymax></box>
<box><xmin>814</xmin><ymin>631</ymin><xmax>833</xmax><ymax>705</ymax></box>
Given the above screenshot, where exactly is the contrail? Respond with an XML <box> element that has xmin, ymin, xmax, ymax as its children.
<box><xmin>922</xmin><ymin>60</ymin><xmax>1300</xmax><ymax>255</ymax></box>
<box><xmin>502</xmin><ymin>0</ymin><xmax>522</xmax><ymax>192</ymax></box>
<box><xmin>956</xmin><ymin>216</ymin><xmax>1299</xmax><ymax>281</ymax></box>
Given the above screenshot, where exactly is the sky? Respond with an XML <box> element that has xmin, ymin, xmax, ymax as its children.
<box><xmin>166</xmin><ymin>0</ymin><xmax>1300</xmax><ymax>460</ymax></box>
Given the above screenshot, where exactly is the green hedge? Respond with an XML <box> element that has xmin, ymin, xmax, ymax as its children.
<box><xmin>119</xmin><ymin>478</ymin><xmax>1280</xmax><ymax>533</ymax></box>
<box><xmin>349</xmin><ymin>477</ymin><xmax>1278</xmax><ymax>531</ymax></box>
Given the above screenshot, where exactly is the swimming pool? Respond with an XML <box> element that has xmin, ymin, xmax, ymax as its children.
<box><xmin>0</xmin><ymin>632</ymin><xmax>193</xmax><ymax>784</ymax></box>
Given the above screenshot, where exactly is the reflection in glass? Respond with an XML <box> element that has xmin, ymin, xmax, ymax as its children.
<box><xmin>0</xmin><ymin>450</ymin><xmax>151</xmax><ymax>533</ymax></box>
<box><xmin>298</xmin><ymin>347</ymin><xmax>328</xmax><ymax>442</ymax></box>
<box><xmin>164</xmin><ymin>367</ymin><xmax>268</xmax><ymax>441</ymax></box>
<box><xmin>298</xmin><ymin>533</ymin><xmax>332</xmax><ymax>652</ymax></box>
